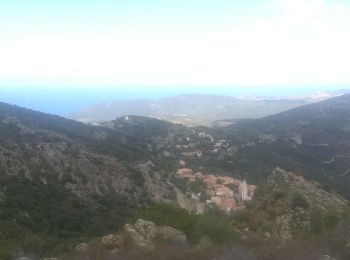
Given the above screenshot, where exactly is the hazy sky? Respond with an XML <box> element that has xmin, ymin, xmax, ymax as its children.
<box><xmin>0</xmin><ymin>0</ymin><xmax>349</xmax><ymax>113</ymax></box>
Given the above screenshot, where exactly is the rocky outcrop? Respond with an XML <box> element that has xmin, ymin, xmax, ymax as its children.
<box><xmin>157</xmin><ymin>226</ymin><xmax>187</xmax><ymax>244</ymax></box>
<box><xmin>344</xmin><ymin>241</ymin><xmax>350</xmax><ymax>258</ymax></box>
<box><xmin>101</xmin><ymin>234</ymin><xmax>125</xmax><ymax>250</ymax></box>
<box><xmin>75</xmin><ymin>243</ymin><xmax>89</xmax><ymax>252</ymax></box>
<box><xmin>247</xmin><ymin>168</ymin><xmax>348</xmax><ymax>243</ymax></box>
<box><xmin>124</xmin><ymin>223</ymin><xmax>153</xmax><ymax>249</ymax></box>
<box><xmin>123</xmin><ymin>219</ymin><xmax>188</xmax><ymax>249</ymax></box>
<box><xmin>134</xmin><ymin>218</ymin><xmax>158</xmax><ymax>240</ymax></box>
<box><xmin>98</xmin><ymin>219</ymin><xmax>188</xmax><ymax>252</ymax></box>
<box><xmin>169</xmin><ymin>182</ymin><xmax>204</xmax><ymax>214</ymax></box>
<box><xmin>319</xmin><ymin>255</ymin><xmax>336</xmax><ymax>260</ymax></box>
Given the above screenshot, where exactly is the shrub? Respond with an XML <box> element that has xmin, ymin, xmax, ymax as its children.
<box><xmin>139</xmin><ymin>204</ymin><xmax>198</xmax><ymax>238</ymax></box>
<box><xmin>140</xmin><ymin>204</ymin><xmax>240</xmax><ymax>244</ymax></box>
<box><xmin>273</xmin><ymin>191</ymin><xmax>286</xmax><ymax>201</ymax></box>
<box><xmin>291</xmin><ymin>193</ymin><xmax>309</xmax><ymax>209</ymax></box>
<box><xmin>192</xmin><ymin>215</ymin><xmax>240</xmax><ymax>243</ymax></box>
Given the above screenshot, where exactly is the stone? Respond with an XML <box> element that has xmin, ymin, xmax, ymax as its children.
<box><xmin>344</xmin><ymin>241</ymin><xmax>350</xmax><ymax>256</ymax></box>
<box><xmin>101</xmin><ymin>234</ymin><xmax>125</xmax><ymax>250</ymax></box>
<box><xmin>75</xmin><ymin>243</ymin><xmax>89</xmax><ymax>252</ymax></box>
<box><xmin>134</xmin><ymin>219</ymin><xmax>158</xmax><ymax>240</ymax></box>
<box><xmin>157</xmin><ymin>226</ymin><xmax>187</xmax><ymax>245</ymax></box>
<box><xmin>319</xmin><ymin>255</ymin><xmax>336</xmax><ymax>260</ymax></box>
<box><xmin>124</xmin><ymin>224</ymin><xmax>154</xmax><ymax>249</ymax></box>
<box><xmin>273</xmin><ymin>215</ymin><xmax>292</xmax><ymax>244</ymax></box>
<box><xmin>264</xmin><ymin>232</ymin><xmax>272</xmax><ymax>239</ymax></box>
<box><xmin>198</xmin><ymin>236</ymin><xmax>211</xmax><ymax>247</ymax></box>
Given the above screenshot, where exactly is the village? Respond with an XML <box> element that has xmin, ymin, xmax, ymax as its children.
<box><xmin>176</xmin><ymin>167</ymin><xmax>256</xmax><ymax>214</ymax></box>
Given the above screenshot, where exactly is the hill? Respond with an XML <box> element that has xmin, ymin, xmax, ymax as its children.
<box><xmin>2</xmin><ymin>95</ymin><xmax>350</xmax><ymax>258</ymax></box>
<box><xmin>217</xmin><ymin>94</ymin><xmax>350</xmax><ymax>198</ymax></box>
<box><xmin>0</xmin><ymin>103</ymin><xmax>183</xmax><ymax>258</ymax></box>
<box><xmin>0</xmin><ymin>102</ymin><xmax>231</xmax><ymax>258</ymax></box>
<box><xmin>69</xmin><ymin>94</ymin><xmax>308</xmax><ymax>126</ymax></box>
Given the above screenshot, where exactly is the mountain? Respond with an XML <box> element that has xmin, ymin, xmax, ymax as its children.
<box><xmin>2</xmin><ymin>95</ymin><xmax>350</xmax><ymax>259</ymax></box>
<box><xmin>0</xmin><ymin>102</ymin><xmax>238</xmax><ymax>258</ymax></box>
<box><xmin>0</xmin><ymin>103</ymin><xmax>183</xmax><ymax>258</ymax></box>
<box><xmin>237</xmin><ymin>90</ymin><xmax>350</xmax><ymax>103</ymax></box>
<box><xmin>69</xmin><ymin>94</ymin><xmax>309</xmax><ymax>126</ymax></box>
<box><xmin>217</xmin><ymin>94</ymin><xmax>350</xmax><ymax>199</ymax></box>
<box><xmin>246</xmin><ymin>168</ymin><xmax>346</xmax><ymax>240</ymax></box>
<box><xmin>232</xmin><ymin>168</ymin><xmax>350</xmax><ymax>260</ymax></box>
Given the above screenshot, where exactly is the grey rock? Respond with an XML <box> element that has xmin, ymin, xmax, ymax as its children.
<box><xmin>75</xmin><ymin>243</ymin><xmax>89</xmax><ymax>252</ymax></box>
<box><xmin>124</xmin><ymin>224</ymin><xmax>154</xmax><ymax>249</ymax></box>
<box><xmin>157</xmin><ymin>226</ymin><xmax>187</xmax><ymax>244</ymax></box>
<box><xmin>101</xmin><ymin>234</ymin><xmax>125</xmax><ymax>249</ymax></box>
<box><xmin>319</xmin><ymin>255</ymin><xmax>336</xmax><ymax>260</ymax></box>
<box><xmin>264</xmin><ymin>232</ymin><xmax>272</xmax><ymax>239</ymax></box>
<box><xmin>134</xmin><ymin>219</ymin><xmax>158</xmax><ymax>240</ymax></box>
<box><xmin>344</xmin><ymin>241</ymin><xmax>350</xmax><ymax>257</ymax></box>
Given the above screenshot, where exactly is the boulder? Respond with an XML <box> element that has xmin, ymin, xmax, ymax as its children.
<box><xmin>134</xmin><ymin>219</ymin><xmax>158</xmax><ymax>240</ymax></box>
<box><xmin>157</xmin><ymin>226</ymin><xmax>187</xmax><ymax>245</ymax></box>
<box><xmin>101</xmin><ymin>234</ymin><xmax>125</xmax><ymax>250</ymax></box>
<box><xmin>273</xmin><ymin>215</ymin><xmax>292</xmax><ymax>244</ymax></box>
<box><xmin>264</xmin><ymin>232</ymin><xmax>272</xmax><ymax>239</ymax></box>
<box><xmin>319</xmin><ymin>255</ymin><xmax>336</xmax><ymax>260</ymax></box>
<box><xmin>124</xmin><ymin>224</ymin><xmax>154</xmax><ymax>249</ymax></box>
<box><xmin>75</xmin><ymin>243</ymin><xmax>89</xmax><ymax>252</ymax></box>
<box><xmin>344</xmin><ymin>241</ymin><xmax>350</xmax><ymax>257</ymax></box>
<box><xmin>122</xmin><ymin>220</ymin><xmax>187</xmax><ymax>249</ymax></box>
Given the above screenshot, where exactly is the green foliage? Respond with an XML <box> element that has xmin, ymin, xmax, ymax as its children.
<box><xmin>189</xmin><ymin>179</ymin><xmax>206</xmax><ymax>194</ymax></box>
<box><xmin>216</xmin><ymin>178</ymin><xmax>224</xmax><ymax>185</ymax></box>
<box><xmin>273</xmin><ymin>191</ymin><xmax>286</xmax><ymax>201</ymax></box>
<box><xmin>171</xmin><ymin>176</ymin><xmax>188</xmax><ymax>193</ymax></box>
<box><xmin>166</xmin><ymin>191</ymin><xmax>177</xmax><ymax>201</ymax></box>
<box><xmin>192</xmin><ymin>214</ymin><xmax>240</xmax><ymax>243</ymax></box>
<box><xmin>0</xmin><ymin>175</ymin><xmax>138</xmax><ymax>257</ymax></box>
<box><xmin>129</xmin><ymin>169</ymin><xmax>145</xmax><ymax>187</ymax></box>
<box><xmin>139</xmin><ymin>204</ymin><xmax>198</xmax><ymax>238</ymax></box>
<box><xmin>291</xmin><ymin>193</ymin><xmax>309</xmax><ymax>209</ymax></box>
<box><xmin>310</xmin><ymin>208</ymin><xmax>341</xmax><ymax>234</ymax></box>
<box><xmin>200</xmin><ymin>191</ymin><xmax>209</xmax><ymax>203</ymax></box>
<box><xmin>139</xmin><ymin>204</ymin><xmax>240</xmax><ymax>244</ymax></box>
<box><xmin>324</xmin><ymin>210</ymin><xmax>340</xmax><ymax>229</ymax></box>
<box><xmin>310</xmin><ymin>209</ymin><xmax>323</xmax><ymax>234</ymax></box>
<box><xmin>231</xmin><ymin>209</ymin><xmax>250</xmax><ymax>223</ymax></box>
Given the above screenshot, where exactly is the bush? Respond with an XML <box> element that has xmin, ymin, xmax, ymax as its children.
<box><xmin>291</xmin><ymin>193</ymin><xmax>309</xmax><ymax>209</ymax></box>
<box><xmin>324</xmin><ymin>210</ymin><xmax>339</xmax><ymax>229</ymax></box>
<box><xmin>0</xmin><ymin>175</ymin><xmax>138</xmax><ymax>257</ymax></box>
<box><xmin>139</xmin><ymin>204</ymin><xmax>240</xmax><ymax>244</ymax></box>
<box><xmin>273</xmin><ymin>191</ymin><xmax>286</xmax><ymax>201</ymax></box>
<box><xmin>192</xmin><ymin>215</ymin><xmax>240</xmax><ymax>243</ymax></box>
<box><xmin>139</xmin><ymin>204</ymin><xmax>198</xmax><ymax>238</ymax></box>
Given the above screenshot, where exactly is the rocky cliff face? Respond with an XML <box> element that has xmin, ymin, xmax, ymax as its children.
<box><xmin>244</xmin><ymin>168</ymin><xmax>347</xmax><ymax>243</ymax></box>
<box><xmin>0</xmin><ymin>103</ymin><xmax>185</xmax><ymax>258</ymax></box>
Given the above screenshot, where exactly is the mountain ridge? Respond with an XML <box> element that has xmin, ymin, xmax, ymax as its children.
<box><xmin>69</xmin><ymin>93</ymin><xmax>309</xmax><ymax>126</ymax></box>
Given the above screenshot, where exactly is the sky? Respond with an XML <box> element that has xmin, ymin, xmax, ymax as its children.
<box><xmin>0</xmin><ymin>0</ymin><xmax>349</xmax><ymax>114</ymax></box>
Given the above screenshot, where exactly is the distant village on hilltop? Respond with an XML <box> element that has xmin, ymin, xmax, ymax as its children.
<box><xmin>176</xmin><ymin>166</ymin><xmax>256</xmax><ymax>214</ymax></box>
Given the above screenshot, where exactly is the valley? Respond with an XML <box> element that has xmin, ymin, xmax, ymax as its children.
<box><xmin>1</xmin><ymin>95</ymin><xmax>350</xmax><ymax>259</ymax></box>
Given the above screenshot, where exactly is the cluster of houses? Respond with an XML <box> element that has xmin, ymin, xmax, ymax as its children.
<box><xmin>176</xmin><ymin>168</ymin><xmax>256</xmax><ymax>214</ymax></box>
